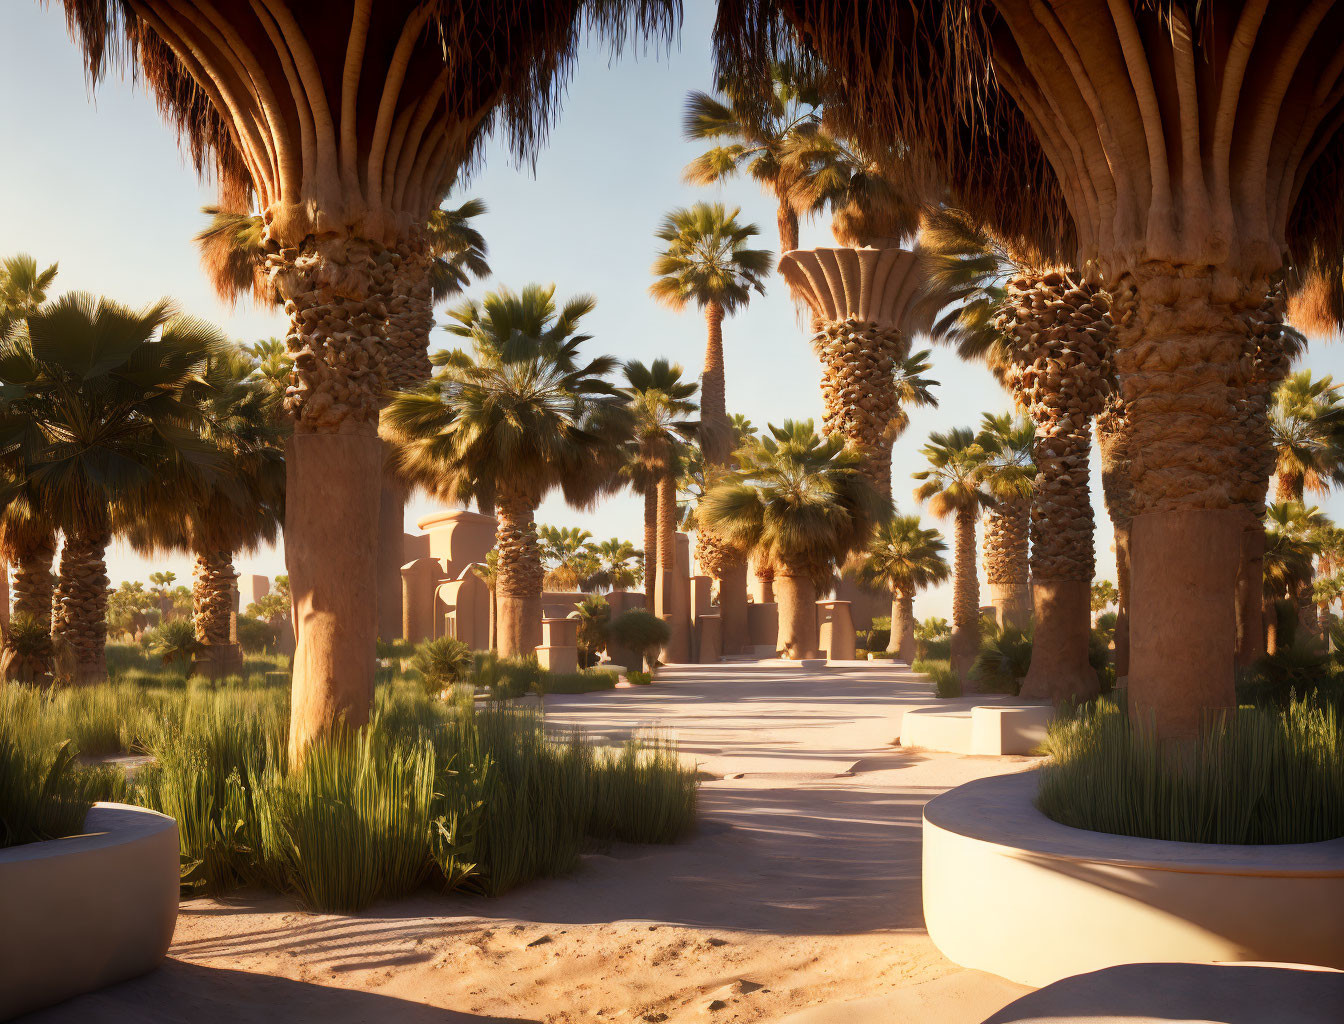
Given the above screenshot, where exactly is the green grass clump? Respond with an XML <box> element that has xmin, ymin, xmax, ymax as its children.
<box><xmin>913</xmin><ymin>658</ymin><xmax>960</xmax><ymax>698</ymax></box>
<box><xmin>1037</xmin><ymin>698</ymin><xmax>1344</xmax><ymax>845</ymax></box>
<box><xmin>8</xmin><ymin>675</ymin><xmax>697</xmax><ymax>909</ymax></box>
<box><xmin>625</xmin><ymin>670</ymin><xmax>653</xmax><ymax>685</ymax></box>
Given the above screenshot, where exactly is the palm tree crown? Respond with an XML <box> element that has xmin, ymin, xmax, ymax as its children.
<box><xmin>976</xmin><ymin>413</ymin><xmax>1036</xmax><ymax>499</ymax></box>
<box><xmin>913</xmin><ymin>428</ymin><xmax>993</xmax><ymax>517</ymax></box>
<box><xmin>856</xmin><ymin>516</ymin><xmax>950</xmax><ymax>596</ymax></box>
<box><xmin>1270</xmin><ymin>370</ymin><xmax>1344</xmax><ymax>500</ymax></box>
<box><xmin>698</xmin><ymin>419</ymin><xmax>886</xmax><ymax>585</ymax></box>
<box><xmin>649</xmin><ymin>203</ymin><xmax>773</xmax><ymax>316</ymax></box>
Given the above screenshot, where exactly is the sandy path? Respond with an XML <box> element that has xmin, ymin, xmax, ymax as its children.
<box><xmin>24</xmin><ymin>662</ymin><xmax>1035</xmax><ymax>1023</ymax></box>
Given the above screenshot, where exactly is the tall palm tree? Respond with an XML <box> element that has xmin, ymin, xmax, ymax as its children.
<box><xmin>976</xmin><ymin>413</ymin><xmax>1035</xmax><ymax>629</ymax></box>
<box><xmin>621</xmin><ymin>359</ymin><xmax>698</xmax><ymax>640</ymax></box>
<box><xmin>125</xmin><ymin>346</ymin><xmax>285</xmax><ymax>675</ymax></box>
<box><xmin>1263</xmin><ymin>501</ymin><xmax>1326</xmax><ymax>654</ymax></box>
<box><xmin>0</xmin><ymin>294</ymin><xmax>222</xmax><ymax>682</ymax></box>
<box><xmin>681</xmin><ymin>65</ymin><xmax>823</xmax><ymax>251</ymax></box>
<box><xmin>856</xmin><ymin>516</ymin><xmax>950</xmax><ymax>662</ymax></box>
<box><xmin>913</xmin><ymin>428</ymin><xmax>993</xmax><ymax>680</ymax></box>
<box><xmin>383</xmin><ymin>286</ymin><xmax>629</xmax><ymax>657</ymax></box>
<box><xmin>650</xmin><ymin>203</ymin><xmax>770</xmax><ymax>653</ymax></box>
<box><xmin>699</xmin><ymin>421</ymin><xmax>884</xmax><ymax>659</ymax></box>
<box><xmin>0</xmin><ymin>254</ymin><xmax>59</xmax><ymax>330</ymax></box>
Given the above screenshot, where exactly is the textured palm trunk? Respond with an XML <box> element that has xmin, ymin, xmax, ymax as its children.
<box><xmin>774</xmin><ymin>572</ymin><xmax>818</xmax><ymax>659</ymax></box>
<box><xmin>752</xmin><ymin>556</ymin><xmax>775</xmax><ymax>603</ymax></box>
<box><xmin>891</xmin><ymin>591</ymin><xmax>915</xmax><ymax>661</ymax></box>
<box><xmin>1</xmin><ymin>533</ymin><xmax>57</xmax><ymax>681</ymax></box>
<box><xmin>1095</xmin><ymin>397</ymin><xmax>1133</xmax><ymax>678</ymax></box>
<box><xmin>775</xmin><ymin>195</ymin><xmax>800</xmax><ymax>253</ymax></box>
<box><xmin>950</xmin><ymin>507</ymin><xmax>980</xmax><ymax>680</ymax></box>
<box><xmin>51</xmin><ymin>527</ymin><xmax>111</xmax><ymax>684</ymax></box>
<box><xmin>982</xmin><ymin>495</ymin><xmax>1031</xmax><ymax>629</ymax></box>
<box><xmin>655</xmin><ymin>472</ymin><xmax>690</xmax><ymax>663</ymax></box>
<box><xmin>1110</xmin><ymin>266</ymin><xmax>1261</xmax><ymax>739</ymax></box>
<box><xmin>494</xmin><ymin>493</ymin><xmax>543</xmax><ymax>658</ymax></box>
<box><xmin>273</xmin><ymin>237</ymin><xmax>394</xmax><ymax>761</ymax></box>
<box><xmin>192</xmin><ymin>550</ymin><xmax>242</xmax><ymax>678</ymax></box>
<box><xmin>701</xmin><ymin>301</ymin><xmax>728</xmax><ymax>463</ymax></box>
<box><xmin>813</xmin><ymin>317</ymin><xmax>905</xmax><ymax>500</ymax></box>
<box><xmin>997</xmin><ymin>271</ymin><xmax>1110</xmax><ymax>702</ymax></box>
<box><xmin>643</xmin><ymin>487</ymin><xmax>657</xmax><ymax>611</ymax></box>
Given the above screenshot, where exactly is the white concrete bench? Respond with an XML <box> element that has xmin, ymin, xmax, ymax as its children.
<box><xmin>900</xmin><ymin>702</ymin><xmax>1052</xmax><ymax>755</ymax></box>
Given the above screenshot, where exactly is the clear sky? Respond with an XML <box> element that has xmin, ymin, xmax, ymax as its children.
<box><xmin>4</xmin><ymin>1</ymin><xmax>1343</xmax><ymax>620</ymax></box>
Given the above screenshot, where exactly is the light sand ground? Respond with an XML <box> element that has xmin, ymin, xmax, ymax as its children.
<box><xmin>24</xmin><ymin>662</ymin><xmax>1037</xmax><ymax>1023</ymax></box>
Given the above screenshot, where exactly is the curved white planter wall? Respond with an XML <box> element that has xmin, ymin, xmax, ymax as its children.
<box><xmin>0</xmin><ymin>802</ymin><xmax>179</xmax><ymax>1018</ymax></box>
<box><xmin>923</xmin><ymin>772</ymin><xmax>1344</xmax><ymax>988</ymax></box>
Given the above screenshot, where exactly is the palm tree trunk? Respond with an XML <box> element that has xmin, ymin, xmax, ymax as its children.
<box><xmin>495</xmin><ymin>492</ymin><xmax>543</xmax><ymax>658</ymax></box>
<box><xmin>813</xmin><ymin>317</ymin><xmax>903</xmax><ymax>501</ymax></box>
<box><xmin>982</xmin><ymin>495</ymin><xmax>1031</xmax><ymax>630</ymax></box>
<box><xmin>950</xmin><ymin>506</ymin><xmax>980</xmax><ymax>680</ymax></box>
<box><xmin>701</xmin><ymin>301</ymin><xmax>728</xmax><ymax>464</ymax></box>
<box><xmin>274</xmin><ymin>236</ymin><xmax>393</xmax><ymax>763</ymax></box>
<box><xmin>774</xmin><ymin>572</ymin><xmax>818</xmax><ymax>659</ymax></box>
<box><xmin>775</xmin><ymin>195</ymin><xmax>799</xmax><ymax>253</ymax></box>
<box><xmin>52</xmin><ymin>527</ymin><xmax>111</xmax><ymax>684</ymax></box>
<box><xmin>655</xmin><ymin>472</ymin><xmax>689</xmax><ymax>663</ymax></box>
<box><xmin>1</xmin><ymin>532</ymin><xmax>57</xmax><ymax>681</ymax></box>
<box><xmin>998</xmin><ymin>270</ymin><xmax>1108</xmax><ymax>702</ymax></box>
<box><xmin>752</xmin><ymin>555</ymin><xmax>775</xmax><ymax>603</ymax></box>
<box><xmin>891</xmin><ymin>591</ymin><xmax>915</xmax><ymax>661</ymax></box>
<box><xmin>644</xmin><ymin>486</ymin><xmax>657</xmax><ymax>611</ymax></box>
<box><xmin>193</xmin><ymin>549</ymin><xmax>241</xmax><ymax>677</ymax></box>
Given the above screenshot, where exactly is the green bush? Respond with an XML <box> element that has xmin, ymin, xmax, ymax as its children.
<box><xmin>411</xmin><ymin>637</ymin><xmax>473</xmax><ymax>694</ymax></box>
<box><xmin>147</xmin><ymin>620</ymin><xmax>201</xmax><ymax>674</ymax></box>
<box><xmin>913</xmin><ymin>658</ymin><xmax>960</xmax><ymax>698</ymax></box>
<box><xmin>0</xmin><ymin>736</ymin><xmax>119</xmax><ymax>849</ymax></box>
<box><xmin>866</xmin><ymin>615</ymin><xmax>891</xmax><ymax>653</ymax></box>
<box><xmin>1037</xmin><ymin>698</ymin><xmax>1344</xmax><ymax>845</ymax></box>
<box><xmin>471</xmin><ymin>652</ymin><xmax>545</xmax><ymax>700</ymax></box>
<box><xmin>625</xmin><ymin>670</ymin><xmax>653</xmax><ymax>685</ymax></box>
<box><xmin>575</xmin><ymin>596</ymin><xmax>611</xmax><ymax>668</ymax></box>
<box><xmin>236</xmin><ymin>614</ymin><xmax>277</xmax><ymax>652</ymax></box>
<box><xmin>970</xmin><ymin>623</ymin><xmax>1031</xmax><ymax>694</ymax></box>
<box><xmin>539</xmin><ymin>669</ymin><xmax>619</xmax><ymax>695</ymax></box>
<box><xmin>609</xmin><ymin>610</ymin><xmax>670</xmax><ymax>675</ymax></box>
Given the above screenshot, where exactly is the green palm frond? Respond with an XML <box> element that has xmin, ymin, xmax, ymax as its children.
<box><xmin>649</xmin><ymin>203</ymin><xmax>772</xmax><ymax>314</ymax></box>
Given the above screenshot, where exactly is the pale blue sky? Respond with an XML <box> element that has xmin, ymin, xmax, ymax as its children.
<box><xmin>4</xmin><ymin>1</ymin><xmax>1341</xmax><ymax>619</ymax></box>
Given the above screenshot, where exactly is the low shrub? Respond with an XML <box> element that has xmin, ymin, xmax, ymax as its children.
<box><xmin>625</xmin><ymin>670</ymin><xmax>653</xmax><ymax>685</ymax></box>
<box><xmin>609</xmin><ymin>610</ymin><xmax>670</xmax><ymax>675</ymax></box>
<box><xmin>867</xmin><ymin>616</ymin><xmax>891</xmax><ymax>654</ymax></box>
<box><xmin>913</xmin><ymin>658</ymin><xmax>960</xmax><ymax>698</ymax></box>
<box><xmin>411</xmin><ymin>637</ymin><xmax>473</xmax><ymax>694</ymax></box>
<box><xmin>471</xmin><ymin>652</ymin><xmax>545</xmax><ymax>700</ymax></box>
<box><xmin>147</xmin><ymin>619</ymin><xmax>202</xmax><ymax>674</ymax></box>
<box><xmin>970</xmin><ymin>623</ymin><xmax>1032</xmax><ymax>694</ymax></box>
<box><xmin>868</xmin><ymin>650</ymin><xmax>894</xmax><ymax>660</ymax></box>
<box><xmin>1037</xmin><ymin>698</ymin><xmax>1344</xmax><ymax>845</ymax></box>
<box><xmin>539</xmin><ymin>669</ymin><xmax>619</xmax><ymax>695</ymax></box>
<box><xmin>236</xmin><ymin>614</ymin><xmax>277</xmax><ymax>652</ymax></box>
<box><xmin>0</xmin><ymin>736</ymin><xmax>119</xmax><ymax>849</ymax></box>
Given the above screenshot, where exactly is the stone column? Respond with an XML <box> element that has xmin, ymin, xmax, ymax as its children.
<box><xmin>817</xmin><ymin>600</ymin><xmax>856</xmax><ymax>660</ymax></box>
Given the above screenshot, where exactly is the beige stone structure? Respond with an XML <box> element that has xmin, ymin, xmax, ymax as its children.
<box><xmin>400</xmin><ymin>509</ymin><xmax>496</xmax><ymax>645</ymax></box>
<box><xmin>0</xmin><ymin>803</ymin><xmax>179</xmax><ymax>1018</ymax></box>
<box><xmin>655</xmin><ymin>532</ymin><xmax>693</xmax><ymax>664</ymax></box>
<box><xmin>816</xmin><ymin>601</ymin><xmax>855</xmax><ymax>661</ymax></box>
<box><xmin>923</xmin><ymin>772</ymin><xmax>1344</xmax><ymax>988</ymax></box>
<box><xmin>536</xmin><ymin>617</ymin><xmax>579</xmax><ymax>674</ymax></box>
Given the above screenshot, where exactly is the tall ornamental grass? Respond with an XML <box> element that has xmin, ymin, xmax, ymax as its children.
<box><xmin>1037</xmin><ymin>698</ymin><xmax>1344</xmax><ymax>845</ymax></box>
<box><xmin>6</xmin><ymin>676</ymin><xmax>698</xmax><ymax>910</ymax></box>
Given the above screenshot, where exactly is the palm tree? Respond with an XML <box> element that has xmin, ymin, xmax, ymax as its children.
<box><xmin>0</xmin><ymin>254</ymin><xmax>59</xmax><ymax>330</ymax></box>
<box><xmin>699</xmin><ymin>421</ymin><xmax>884</xmax><ymax>659</ymax></box>
<box><xmin>856</xmin><ymin>516</ymin><xmax>950</xmax><ymax>662</ymax></box>
<box><xmin>976</xmin><ymin>413</ymin><xmax>1035</xmax><ymax>628</ymax></box>
<box><xmin>1263</xmin><ymin>501</ymin><xmax>1326</xmax><ymax>654</ymax></box>
<box><xmin>0</xmin><ymin>294</ymin><xmax>222</xmax><ymax>682</ymax></box>
<box><xmin>538</xmin><ymin>525</ymin><xmax>598</xmax><ymax>591</ymax></box>
<box><xmin>913</xmin><ymin>428</ymin><xmax>992</xmax><ymax>680</ymax></box>
<box><xmin>589</xmin><ymin>538</ymin><xmax>644</xmax><ymax>593</ymax></box>
<box><xmin>383</xmin><ymin>286</ymin><xmax>629</xmax><ymax>657</ymax></box>
<box><xmin>681</xmin><ymin>65</ymin><xmax>823</xmax><ymax>251</ymax></box>
<box><xmin>124</xmin><ymin>345</ymin><xmax>285</xmax><ymax>675</ymax></box>
<box><xmin>0</xmin><ymin>494</ymin><xmax>56</xmax><ymax>681</ymax></box>
<box><xmin>620</xmin><ymin>359</ymin><xmax>698</xmax><ymax>656</ymax></box>
<box><xmin>650</xmin><ymin>203</ymin><xmax>771</xmax><ymax>653</ymax></box>
<box><xmin>1269</xmin><ymin>371</ymin><xmax>1344</xmax><ymax>502</ymax></box>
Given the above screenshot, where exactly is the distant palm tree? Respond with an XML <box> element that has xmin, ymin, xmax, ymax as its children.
<box><xmin>681</xmin><ymin>65</ymin><xmax>823</xmax><ymax>251</ymax></box>
<box><xmin>620</xmin><ymin>359</ymin><xmax>698</xmax><ymax>629</ymax></box>
<box><xmin>0</xmin><ymin>253</ymin><xmax>59</xmax><ymax>330</ymax></box>
<box><xmin>384</xmin><ymin>287</ymin><xmax>629</xmax><ymax>657</ymax></box>
<box><xmin>976</xmin><ymin>413</ymin><xmax>1035</xmax><ymax>627</ymax></box>
<box><xmin>590</xmin><ymin>538</ymin><xmax>644</xmax><ymax>592</ymax></box>
<box><xmin>856</xmin><ymin>516</ymin><xmax>950</xmax><ymax>662</ymax></box>
<box><xmin>913</xmin><ymin>428</ymin><xmax>993</xmax><ymax>678</ymax></box>
<box><xmin>1263</xmin><ymin>501</ymin><xmax>1325</xmax><ymax>653</ymax></box>
<box><xmin>538</xmin><ymin>525</ymin><xmax>598</xmax><ymax>591</ymax></box>
<box><xmin>699</xmin><ymin>421</ymin><xmax>884</xmax><ymax>659</ymax></box>
<box><xmin>1270</xmin><ymin>371</ymin><xmax>1344</xmax><ymax>502</ymax></box>
<box><xmin>649</xmin><ymin>203</ymin><xmax>771</xmax><ymax>467</ymax></box>
<box><xmin>0</xmin><ymin>294</ymin><xmax>223</xmax><ymax>682</ymax></box>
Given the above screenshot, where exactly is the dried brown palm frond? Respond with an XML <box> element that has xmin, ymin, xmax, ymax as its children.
<box><xmin>193</xmin><ymin>205</ymin><xmax>276</xmax><ymax>308</ymax></box>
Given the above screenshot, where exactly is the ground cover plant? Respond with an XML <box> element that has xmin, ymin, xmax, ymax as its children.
<box><xmin>2</xmin><ymin>675</ymin><xmax>697</xmax><ymax>907</ymax></box>
<box><xmin>1037</xmin><ymin>698</ymin><xmax>1344</xmax><ymax>845</ymax></box>
<box><xmin>912</xmin><ymin>659</ymin><xmax>959</xmax><ymax>698</ymax></box>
